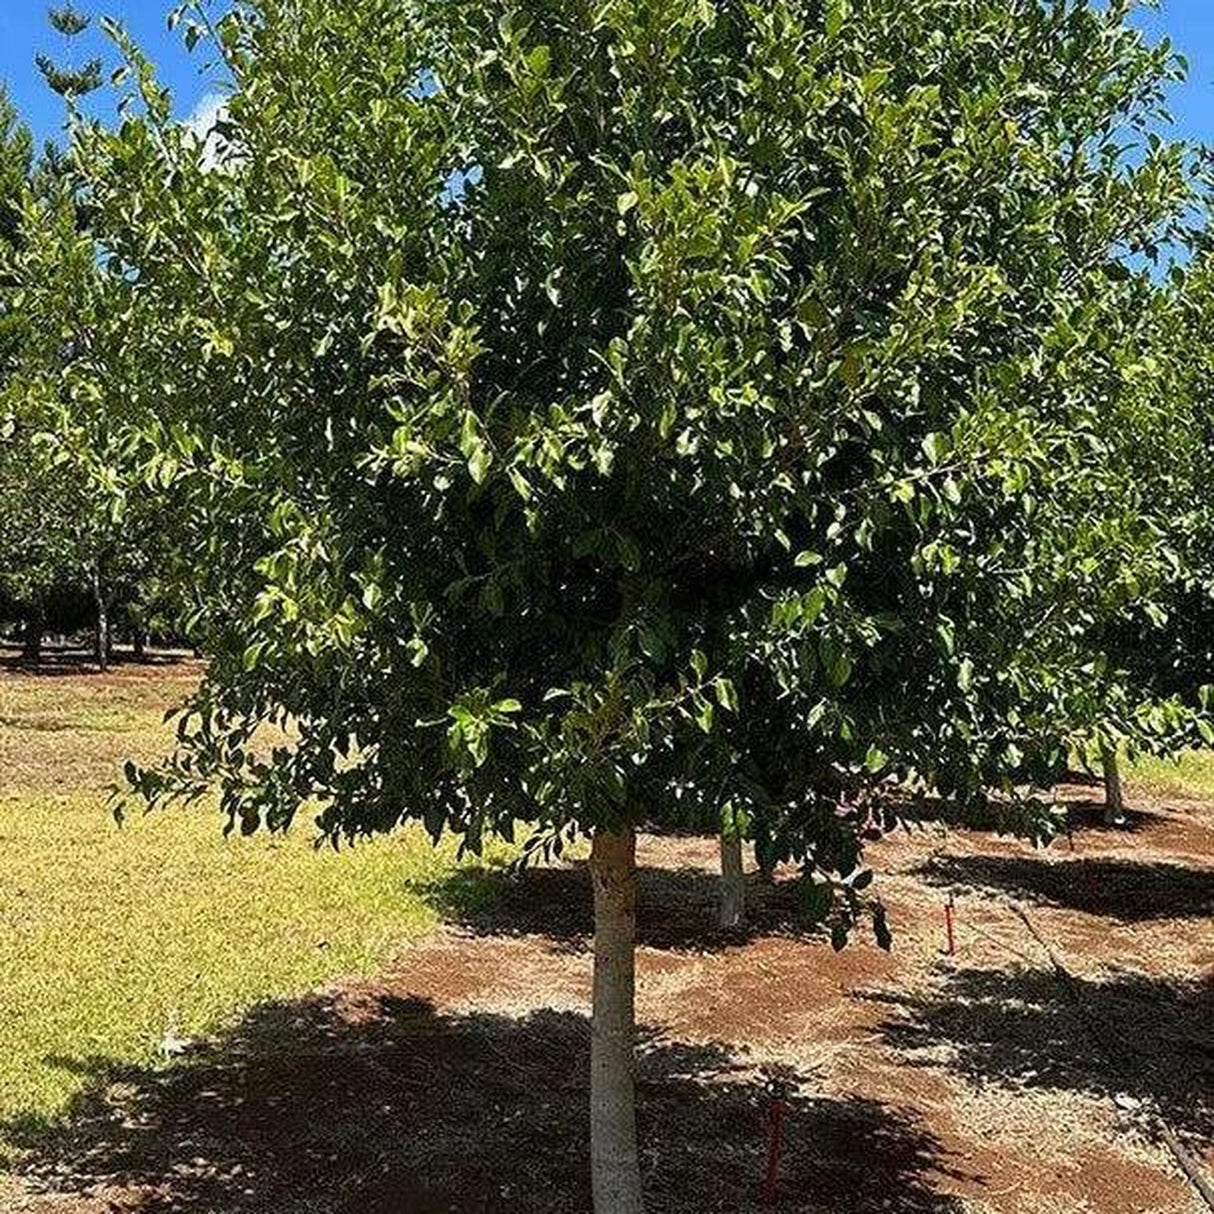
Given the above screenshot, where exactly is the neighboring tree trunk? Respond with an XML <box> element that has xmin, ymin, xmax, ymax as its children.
<box><xmin>91</xmin><ymin>564</ymin><xmax>109</xmax><ymax>673</ymax></box>
<box><xmin>754</xmin><ymin>841</ymin><xmax>776</xmax><ymax>884</ymax></box>
<box><xmin>719</xmin><ymin>820</ymin><xmax>745</xmax><ymax>929</ymax></box>
<box><xmin>22</xmin><ymin>607</ymin><xmax>43</xmax><ymax>662</ymax></box>
<box><xmin>589</xmin><ymin>826</ymin><xmax>643</xmax><ymax>1214</ymax></box>
<box><xmin>1101</xmin><ymin>745</ymin><xmax>1125</xmax><ymax>826</ymax></box>
<box><xmin>132</xmin><ymin>626</ymin><xmax>147</xmax><ymax>661</ymax></box>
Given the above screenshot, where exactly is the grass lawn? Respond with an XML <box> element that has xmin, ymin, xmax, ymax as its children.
<box><xmin>0</xmin><ymin>659</ymin><xmax>484</xmax><ymax>1143</ymax></box>
<box><xmin>1130</xmin><ymin>748</ymin><xmax>1214</xmax><ymax>801</ymax></box>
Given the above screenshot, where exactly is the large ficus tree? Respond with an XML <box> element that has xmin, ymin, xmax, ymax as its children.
<box><xmin>19</xmin><ymin>0</ymin><xmax>1204</xmax><ymax>1206</ymax></box>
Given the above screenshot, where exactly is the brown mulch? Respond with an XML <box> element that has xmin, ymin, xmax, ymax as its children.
<box><xmin>4</xmin><ymin>788</ymin><xmax>1212</xmax><ymax>1213</ymax></box>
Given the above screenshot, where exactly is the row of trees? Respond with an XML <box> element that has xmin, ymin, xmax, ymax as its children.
<box><xmin>0</xmin><ymin>11</ymin><xmax>179</xmax><ymax>667</ymax></box>
<box><xmin>4</xmin><ymin>0</ymin><xmax>1214</xmax><ymax>1207</ymax></box>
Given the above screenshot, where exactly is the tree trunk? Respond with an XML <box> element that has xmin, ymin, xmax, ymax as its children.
<box><xmin>92</xmin><ymin>565</ymin><xmax>109</xmax><ymax>673</ymax></box>
<box><xmin>22</xmin><ymin>608</ymin><xmax>42</xmax><ymax>662</ymax></box>
<box><xmin>590</xmin><ymin>826</ymin><xmax>643</xmax><ymax>1214</ymax></box>
<box><xmin>132</xmin><ymin>627</ymin><xmax>146</xmax><ymax>661</ymax></box>
<box><xmin>719</xmin><ymin>823</ymin><xmax>745</xmax><ymax>929</ymax></box>
<box><xmin>755</xmin><ymin>841</ymin><xmax>776</xmax><ymax>884</ymax></box>
<box><xmin>1101</xmin><ymin>746</ymin><xmax>1124</xmax><ymax>826</ymax></box>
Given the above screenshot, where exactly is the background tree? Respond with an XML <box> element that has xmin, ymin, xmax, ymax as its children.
<box><xmin>0</xmin><ymin>84</ymin><xmax>88</xmax><ymax>660</ymax></box>
<box><xmin>18</xmin><ymin>0</ymin><xmax>1209</xmax><ymax>1208</ymax></box>
<box><xmin>1</xmin><ymin>70</ymin><xmax>166</xmax><ymax>667</ymax></box>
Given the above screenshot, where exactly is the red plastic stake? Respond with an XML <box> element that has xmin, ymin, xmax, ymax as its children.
<box><xmin>944</xmin><ymin>894</ymin><xmax>956</xmax><ymax>956</ymax></box>
<box><xmin>761</xmin><ymin>1080</ymin><xmax>791</xmax><ymax>1205</ymax></box>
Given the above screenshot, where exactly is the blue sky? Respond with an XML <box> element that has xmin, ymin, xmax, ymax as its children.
<box><xmin>0</xmin><ymin>1</ymin><xmax>223</xmax><ymax>147</ymax></box>
<box><xmin>0</xmin><ymin>0</ymin><xmax>1212</xmax><ymax>148</ymax></box>
<box><xmin>1135</xmin><ymin>0</ymin><xmax>1214</xmax><ymax>144</ymax></box>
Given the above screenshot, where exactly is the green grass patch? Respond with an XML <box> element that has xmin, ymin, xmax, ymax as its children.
<box><xmin>1129</xmin><ymin>748</ymin><xmax>1214</xmax><ymax>801</ymax></box>
<box><xmin>0</xmin><ymin>665</ymin><xmax>484</xmax><ymax>1142</ymax></box>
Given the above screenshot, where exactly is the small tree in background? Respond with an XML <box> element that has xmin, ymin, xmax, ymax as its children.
<box><xmin>0</xmin><ymin>85</ymin><xmax>89</xmax><ymax>659</ymax></box>
<box><xmin>1</xmin><ymin>61</ymin><xmax>166</xmax><ymax>667</ymax></box>
<box><xmin>1089</xmin><ymin>249</ymin><xmax>1214</xmax><ymax>814</ymax></box>
<box><xmin>14</xmin><ymin>0</ymin><xmax>1211</xmax><ymax>1207</ymax></box>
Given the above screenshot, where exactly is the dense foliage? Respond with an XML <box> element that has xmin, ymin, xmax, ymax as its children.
<box><xmin>55</xmin><ymin>0</ymin><xmax>1200</xmax><ymax>870</ymax></box>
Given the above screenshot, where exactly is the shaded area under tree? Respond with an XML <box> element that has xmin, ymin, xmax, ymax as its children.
<box><xmin>7</xmin><ymin>993</ymin><xmax>967</xmax><ymax>1213</ymax></box>
<box><xmin>417</xmin><ymin>860</ymin><xmax>826</xmax><ymax>953</ymax></box>
<box><xmin>0</xmin><ymin>641</ymin><xmax>192</xmax><ymax>676</ymax></box>
<box><xmin>916</xmin><ymin>854</ymin><xmax>1214</xmax><ymax>922</ymax></box>
<box><xmin>870</xmin><ymin>966</ymin><xmax>1214</xmax><ymax>1143</ymax></box>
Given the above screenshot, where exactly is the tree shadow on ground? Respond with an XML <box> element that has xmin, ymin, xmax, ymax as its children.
<box><xmin>0</xmin><ymin>645</ymin><xmax>192</xmax><ymax>676</ymax></box>
<box><xmin>869</xmin><ymin>967</ymin><xmax>1214</xmax><ymax>1142</ymax></box>
<box><xmin>419</xmin><ymin>862</ymin><xmax>823</xmax><ymax>952</ymax></box>
<box><xmin>1059</xmin><ymin>769</ymin><xmax>1102</xmax><ymax>789</ymax></box>
<box><xmin>890</xmin><ymin>791</ymin><xmax>1149</xmax><ymax>843</ymax></box>
<box><xmin>7</xmin><ymin>994</ymin><xmax>968</xmax><ymax>1213</ymax></box>
<box><xmin>917</xmin><ymin>854</ymin><xmax>1214</xmax><ymax>921</ymax></box>
<box><xmin>1057</xmin><ymin>799</ymin><xmax>1151</xmax><ymax>836</ymax></box>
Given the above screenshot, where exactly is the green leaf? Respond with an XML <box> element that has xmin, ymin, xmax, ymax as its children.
<box><xmin>861</xmin><ymin>66</ymin><xmax>891</xmax><ymax>96</ymax></box>
<box><xmin>800</xmin><ymin>879</ymin><xmax>833</xmax><ymax>923</ymax></box>
<box><xmin>459</xmin><ymin>411</ymin><xmax>492</xmax><ymax>483</ymax></box>
<box><xmin>713</xmin><ymin>676</ymin><xmax>738</xmax><ymax>712</ymax></box>
<box><xmin>526</xmin><ymin>44</ymin><xmax>551</xmax><ymax>76</ymax></box>
<box><xmin>830</xmin><ymin>652</ymin><xmax>853</xmax><ymax>688</ymax></box>
<box><xmin>957</xmin><ymin>657</ymin><xmax>974</xmax><ymax>693</ymax></box>
<box><xmin>824</xmin><ymin>0</ymin><xmax>848</xmax><ymax>39</ymax></box>
<box><xmin>921</xmin><ymin>432</ymin><xmax>948</xmax><ymax>466</ymax></box>
<box><xmin>690</xmin><ymin>649</ymin><xmax>707</xmax><ymax>680</ymax></box>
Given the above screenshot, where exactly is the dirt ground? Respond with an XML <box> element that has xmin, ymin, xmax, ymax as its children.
<box><xmin>3</xmin><ymin>725</ymin><xmax>1211</xmax><ymax>1211</ymax></box>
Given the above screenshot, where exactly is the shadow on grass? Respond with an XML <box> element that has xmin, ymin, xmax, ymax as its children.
<box><xmin>869</xmin><ymin>967</ymin><xmax>1214</xmax><ymax>1143</ymax></box>
<box><xmin>917</xmin><ymin>854</ymin><xmax>1214</xmax><ymax>922</ymax></box>
<box><xmin>417</xmin><ymin>862</ymin><xmax>825</xmax><ymax>953</ymax></box>
<box><xmin>7</xmin><ymin>994</ymin><xmax>968</xmax><ymax>1213</ymax></box>
<box><xmin>0</xmin><ymin>714</ymin><xmax>84</xmax><ymax>732</ymax></box>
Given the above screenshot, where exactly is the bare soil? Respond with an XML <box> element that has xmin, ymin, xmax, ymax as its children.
<box><xmin>3</xmin><ymin>771</ymin><xmax>1211</xmax><ymax>1212</ymax></box>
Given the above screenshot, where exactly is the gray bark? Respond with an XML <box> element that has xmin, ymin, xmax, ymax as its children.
<box><xmin>92</xmin><ymin>564</ymin><xmax>109</xmax><ymax>673</ymax></box>
<box><xmin>719</xmin><ymin>827</ymin><xmax>745</xmax><ymax>929</ymax></box>
<box><xmin>590</xmin><ymin>826</ymin><xmax>643</xmax><ymax>1214</ymax></box>
<box><xmin>1101</xmin><ymin>746</ymin><xmax>1125</xmax><ymax>826</ymax></box>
